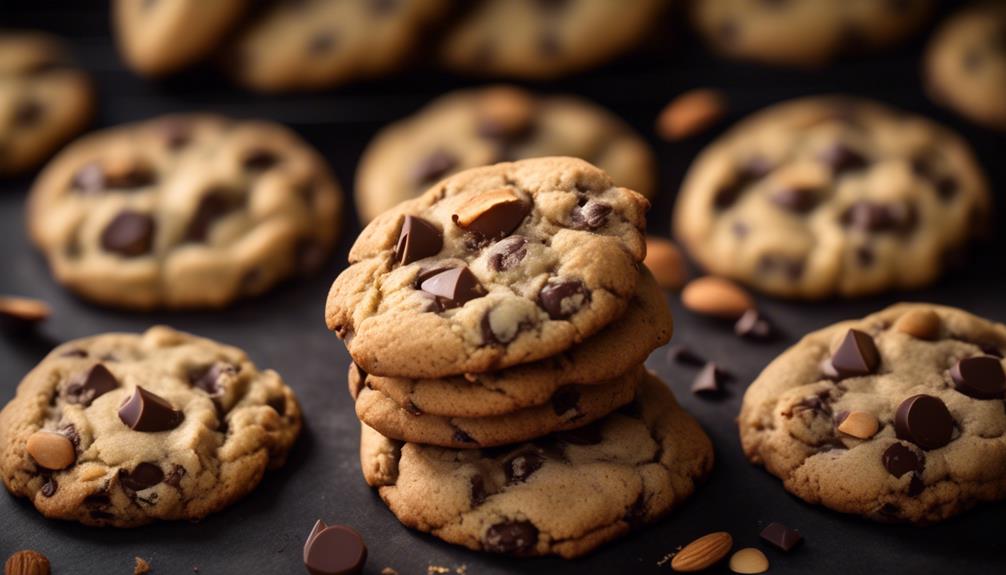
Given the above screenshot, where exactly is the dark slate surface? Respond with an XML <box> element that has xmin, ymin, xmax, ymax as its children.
<box><xmin>1</xmin><ymin>1</ymin><xmax>1004</xmax><ymax>573</ymax></box>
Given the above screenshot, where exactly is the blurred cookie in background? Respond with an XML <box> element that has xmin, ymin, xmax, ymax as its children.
<box><xmin>925</xmin><ymin>2</ymin><xmax>1006</xmax><ymax>131</ymax></box>
<box><xmin>27</xmin><ymin>114</ymin><xmax>343</xmax><ymax>310</ymax></box>
<box><xmin>113</xmin><ymin>0</ymin><xmax>246</xmax><ymax>76</ymax></box>
<box><xmin>439</xmin><ymin>0</ymin><xmax>667</xmax><ymax>79</ymax></box>
<box><xmin>0</xmin><ymin>32</ymin><xmax>93</xmax><ymax>177</ymax></box>
<box><xmin>673</xmin><ymin>96</ymin><xmax>990</xmax><ymax>299</ymax></box>
<box><xmin>355</xmin><ymin>85</ymin><xmax>655</xmax><ymax>221</ymax></box>
<box><xmin>691</xmin><ymin>0</ymin><xmax>934</xmax><ymax>68</ymax></box>
<box><xmin>224</xmin><ymin>0</ymin><xmax>450</xmax><ymax>92</ymax></box>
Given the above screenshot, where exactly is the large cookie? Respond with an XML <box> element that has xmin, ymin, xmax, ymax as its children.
<box><xmin>351</xmin><ymin>364</ymin><xmax>641</xmax><ymax>449</ymax></box>
<box><xmin>740</xmin><ymin>304</ymin><xmax>1006</xmax><ymax>524</ymax></box>
<box><xmin>357</xmin><ymin>268</ymin><xmax>670</xmax><ymax>418</ymax></box>
<box><xmin>28</xmin><ymin>114</ymin><xmax>343</xmax><ymax>310</ymax></box>
<box><xmin>0</xmin><ymin>32</ymin><xmax>93</xmax><ymax>176</ymax></box>
<box><xmin>326</xmin><ymin>157</ymin><xmax>648</xmax><ymax>378</ymax></box>
<box><xmin>673</xmin><ymin>96</ymin><xmax>990</xmax><ymax>299</ymax></box>
<box><xmin>691</xmin><ymin>0</ymin><xmax>934</xmax><ymax>67</ymax></box>
<box><xmin>0</xmin><ymin>326</ymin><xmax>301</xmax><ymax>527</ymax></box>
<box><xmin>925</xmin><ymin>2</ymin><xmax>1006</xmax><ymax>131</ymax></box>
<box><xmin>225</xmin><ymin>0</ymin><xmax>449</xmax><ymax>92</ymax></box>
<box><xmin>355</xmin><ymin>85</ymin><xmax>656</xmax><ymax>221</ymax></box>
<box><xmin>439</xmin><ymin>0</ymin><xmax>665</xmax><ymax>79</ymax></box>
<box><xmin>361</xmin><ymin>371</ymin><xmax>714</xmax><ymax>558</ymax></box>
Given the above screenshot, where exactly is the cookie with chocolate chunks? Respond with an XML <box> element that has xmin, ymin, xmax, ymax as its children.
<box><xmin>27</xmin><ymin>114</ymin><xmax>342</xmax><ymax>310</ymax></box>
<box><xmin>360</xmin><ymin>372</ymin><xmax>713</xmax><ymax>558</ymax></box>
<box><xmin>0</xmin><ymin>326</ymin><xmax>301</xmax><ymax>527</ymax></box>
<box><xmin>674</xmin><ymin>96</ymin><xmax>990</xmax><ymax>299</ymax></box>
<box><xmin>326</xmin><ymin>157</ymin><xmax>649</xmax><ymax>378</ymax></box>
<box><xmin>740</xmin><ymin>303</ymin><xmax>1006</xmax><ymax>524</ymax></box>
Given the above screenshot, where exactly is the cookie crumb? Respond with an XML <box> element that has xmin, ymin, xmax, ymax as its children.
<box><xmin>380</xmin><ymin>568</ymin><xmax>399</xmax><ymax>575</ymax></box>
<box><xmin>427</xmin><ymin>565</ymin><xmax>450</xmax><ymax>575</ymax></box>
<box><xmin>134</xmin><ymin>557</ymin><xmax>151</xmax><ymax>574</ymax></box>
<box><xmin>455</xmin><ymin>565</ymin><xmax>468</xmax><ymax>575</ymax></box>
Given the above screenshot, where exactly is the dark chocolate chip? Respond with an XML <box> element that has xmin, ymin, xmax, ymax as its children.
<box><xmin>395</xmin><ymin>215</ymin><xmax>442</xmax><ymax>265</ymax></box>
<box><xmin>242</xmin><ymin>149</ymin><xmax>280</xmax><ymax>172</ymax></box>
<box><xmin>895</xmin><ymin>394</ymin><xmax>953</xmax><ymax>450</ymax></box>
<box><xmin>84</xmin><ymin>492</ymin><xmax>110</xmax><ymax>508</ymax></box>
<box><xmin>470</xmin><ymin>474</ymin><xmax>488</xmax><ymax>506</ymax></box>
<box><xmin>818</xmin><ymin>143</ymin><xmax>868</xmax><ymax>175</ymax></box>
<box><xmin>101</xmin><ymin>211</ymin><xmax>155</xmax><ymax>257</ymax></box>
<box><xmin>188</xmin><ymin>362</ymin><xmax>236</xmax><ymax>396</ymax></box>
<box><xmin>623</xmin><ymin>493</ymin><xmax>647</xmax><ymax>528</ymax></box>
<box><xmin>734</xmin><ymin>309</ymin><xmax>774</xmax><ymax>340</ymax></box>
<box><xmin>691</xmin><ymin>362</ymin><xmax>725</xmax><ymax>395</ymax></box>
<box><xmin>760</xmin><ymin>522</ymin><xmax>803</xmax><ymax>552</ymax></box>
<box><xmin>908</xmin><ymin>474</ymin><xmax>925</xmax><ymax>497</ymax></box>
<box><xmin>118</xmin><ymin>386</ymin><xmax>184</xmax><ymax>432</ymax></box>
<box><xmin>411</xmin><ymin>149</ymin><xmax>457</xmax><ymax>185</ymax></box>
<box><xmin>829</xmin><ymin>329</ymin><xmax>880</xmax><ymax>379</ymax></box>
<box><xmin>666</xmin><ymin>344</ymin><xmax>705</xmax><ymax>366</ymax></box>
<box><xmin>714</xmin><ymin>158</ymin><xmax>774</xmax><ymax>209</ymax></box>
<box><xmin>505</xmin><ymin>450</ymin><xmax>544</xmax><ymax>484</ymax></box>
<box><xmin>538</xmin><ymin>279</ymin><xmax>589</xmax><ymax>320</ymax></box>
<box><xmin>551</xmin><ymin>388</ymin><xmax>580</xmax><ymax>416</ymax></box>
<box><xmin>882</xmin><ymin>442</ymin><xmax>924</xmax><ymax>479</ymax></box>
<box><xmin>268</xmin><ymin>395</ymin><xmax>287</xmax><ymax>416</ymax></box>
<box><xmin>452</xmin><ymin>429</ymin><xmax>477</xmax><ymax>444</ymax></box>
<box><xmin>487</xmin><ymin>235</ymin><xmax>528</xmax><ymax>272</ymax></box>
<box><xmin>41</xmin><ymin>476</ymin><xmax>58</xmax><ymax>497</ymax></box>
<box><xmin>419</xmin><ymin>267</ymin><xmax>485</xmax><ymax>309</ymax></box>
<box><xmin>770</xmin><ymin>186</ymin><xmax>818</xmax><ymax>213</ymax></box>
<box><xmin>556</xmin><ymin>420</ymin><xmax>604</xmax><ymax>445</ymax></box>
<box><xmin>60</xmin><ymin>424</ymin><xmax>80</xmax><ymax>450</ymax></box>
<box><xmin>303</xmin><ymin>520</ymin><xmax>367</xmax><ymax>575</ymax></box>
<box><xmin>950</xmin><ymin>356</ymin><xmax>1006</xmax><ymax>399</ymax></box>
<box><xmin>63</xmin><ymin>364</ymin><xmax>119</xmax><ymax>406</ymax></box>
<box><xmin>841</xmin><ymin>201</ymin><xmax>916</xmax><ymax>233</ymax></box>
<box><xmin>483</xmin><ymin>521</ymin><xmax>538</xmax><ymax>555</ymax></box>
<box><xmin>185</xmin><ymin>191</ymin><xmax>244</xmax><ymax>243</ymax></box>
<box><xmin>570</xmin><ymin>200</ymin><xmax>612</xmax><ymax>230</ymax></box>
<box><xmin>118</xmin><ymin>463</ymin><xmax>164</xmax><ymax>491</ymax></box>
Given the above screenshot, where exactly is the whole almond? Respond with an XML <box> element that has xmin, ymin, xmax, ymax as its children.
<box><xmin>645</xmin><ymin>236</ymin><xmax>688</xmax><ymax>290</ymax></box>
<box><xmin>26</xmin><ymin>430</ymin><xmax>76</xmax><ymax>470</ymax></box>
<box><xmin>452</xmin><ymin>188</ymin><xmax>528</xmax><ymax>238</ymax></box>
<box><xmin>837</xmin><ymin>410</ymin><xmax>880</xmax><ymax>439</ymax></box>
<box><xmin>4</xmin><ymin>550</ymin><xmax>50</xmax><ymax>575</ymax></box>
<box><xmin>0</xmin><ymin>296</ymin><xmax>50</xmax><ymax>328</ymax></box>
<box><xmin>657</xmin><ymin>89</ymin><xmax>727</xmax><ymax>141</ymax></box>
<box><xmin>893</xmin><ymin>309</ymin><xmax>941</xmax><ymax>340</ymax></box>
<box><xmin>671</xmin><ymin>531</ymin><xmax>733</xmax><ymax>572</ymax></box>
<box><xmin>729</xmin><ymin>548</ymin><xmax>769</xmax><ymax>574</ymax></box>
<box><xmin>681</xmin><ymin>277</ymin><xmax>754</xmax><ymax>319</ymax></box>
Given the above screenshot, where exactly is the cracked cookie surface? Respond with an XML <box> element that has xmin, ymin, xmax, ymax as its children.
<box><xmin>28</xmin><ymin>114</ymin><xmax>342</xmax><ymax>310</ymax></box>
<box><xmin>0</xmin><ymin>326</ymin><xmax>301</xmax><ymax>527</ymax></box>
<box><xmin>361</xmin><ymin>371</ymin><xmax>713</xmax><ymax>558</ymax></box>
<box><xmin>740</xmin><ymin>303</ymin><xmax>1006</xmax><ymax>524</ymax></box>
<box><xmin>355</xmin><ymin>85</ymin><xmax>656</xmax><ymax>221</ymax></box>
<box><xmin>326</xmin><ymin>157</ymin><xmax>648</xmax><ymax>378</ymax></box>
<box><xmin>674</xmin><ymin>96</ymin><xmax>990</xmax><ymax>299</ymax></box>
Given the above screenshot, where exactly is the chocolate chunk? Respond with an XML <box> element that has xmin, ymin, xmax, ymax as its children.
<box><xmin>570</xmin><ymin>200</ymin><xmax>612</xmax><ymax>230</ymax></box>
<box><xmin>268</xmin><ymin>395</ymin><xmax>287</xmax><ymax>416</ymax></box>
<box><xmin>714</xmin><ymin>157</ymin><xmax>773</xmax><ymax>209</ymax></box>
<box><xmin>557</xmin><ymin>421</ymin><xmax>604</xmax><ymax>445</ymax></box>
<box><xmin>452</xmin><ymin>190</ymin><xmax>530</xmax><ymax>241</ymax></box>
<box><xmin>452</xmin><ymin>429</ymin><xmax>477</xmax><ymax>444</ymax></box>
<box><xmin>487</xmin><ymin>236</ymin><xmax>528</xmax><ymax>272</ymax></box>
<box><xmin>818</xmin><ymin>143</ymin><xmax>867</xmax><ymax>175</ymax></box>
<box><xmin>64</xmin><ymin>364</ymin><xmax>119</xmax><ymax>406</ymax></box>
<box><xmin>303</xmin><ymin>520</ymin><xmax>367</xmax><ymax>575</ymax></box>
<box><xmin>908</xmin><ymin>474</ymin><xmax>925</xmax><ymax>497</ymax></box>
<box><xmin>41</xmin><ymin>476</ymin><xmax>58</xmax><ymax>497</ymax></box>
<box><xmin>419</xmin><ymin>267</ymin><xmax>485</xmax><ymax>309</ymax></box>
<box><xmin>242</xmin><ymin>149</ymin><xmax>279</xmax><ymax>172</ymax></box>
<box><xmin>734</xmin><ymin>309</ymin><xmax>774</xmax><ymax>340</ymax></box>
<box><xmin>483</xmin><ymin>520</ymin><xmax>538</xmax><ymax>555</ymax></box>
<box><xmin>829</xmin><ymin>329</ymin><xmax>880</xmax><ymax>378</ymax></box>
<box><xmin>188</xmin><ymin>362</ymin><xmax>236</xmax><ymax>396</ymax></box>
<box><xmin>841</xmin><ymin>201</ymin><xmax>916</xmax><ymax>233</ymax></box>
<box><xmin>760</xmin><ymin>522</ymin><xmax>803</xmax><ymax>552</ymax></box>
<box><xmin>84</xmin><ymin>492</ymin><xmax>110</xmax><ymax>508</ymax></box>
<box><xmin>118</xmin><ymin>463</ymin><xmax>164</xmax><ymax>491</ymax></box>
<box><xmin>882</xmin><ymin>442</ymin><xmax>924</xmax><ymax>479</ymax></box>
<box><xmin>950</xmin><ymin>356</ymin><xmax>1006</xmax><ymax>399</ymax></box>
<box><xmin>505</xmin><ymin>450</ymin><xmax>544</xmax><ymax>484</ymax></box>
<box><xmin>395</xmin><ymin>215</ymin><xmax>442</xmax><ymax>265</ymax></box>
<box><xmin>101</xmin><ymin>211</ymin><xmax>155</xmax><ymax>256</ymax></box>
<box><xmin>538</xmin><ymin>279</ymin><xmax>589</xmax><ymax>320</ymax></box>
<box><xmin>895</xmin><ymin>394</ymin><xmax>953</xmax><ymax>450</ymax></box>
<box><xmin>470</xmin><ymin>474</ymin><xmax>488</xmax><ymax>506</ymax></box>
<box><xmin>770</xmin><ymin>186</ymin><xmax>818</xmax><ymax>213</ymax></box>
<box><xmin>691</xmin><ymin>362</ymin><xmax>725</xmax><ymax>395</ymax></box>
<box><xmin>118</xmin><ymin>386</ymin><xmax>184</xmax><ymax>432</ymax></box>
<box><xmin>186</xmin><ymin>191</ymin><xmax>243</xmax><ymax>243</ymax></box>
<box><xmin>551</xmin><ymin>388</ymin><xmax>580</xmax><ymax>416</ymax></box>
<box><xmin>666</xmin><ymin>344</ymin><xmax>705</xmax><ymax>366</ymax></box>
<box><xmin>411</xmin><ymin>149</ymin><xmax>457</xmax><ymax>184</ymax></box>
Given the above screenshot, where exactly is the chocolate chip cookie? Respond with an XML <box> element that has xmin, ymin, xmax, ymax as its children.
<box><xmin>0</xmin><ymin>32</ymin><xmax>93</xmax><ymax>176</ymax></box>
<box><xmin>691</xmin><ymin>0</ymin><xmax>934</xmax><ymax>68</ymax></box>
<box><xmin>439</xmin><ymin>0</ymin><xmax>665</xmax><ymax>79</ymax></box>
<box><xmin>225</xmin><ymin>0</ymin><xmax>450</xmax><ymax>92</ymax></box>
<box><xmin>740</xmin><ymin>303</ymin><xmax>1006</xmax><ymax>524</ymax></box>
<box><xmin>0</xmin><ymin>326</ymin><xmax>301</xmax><ymax>527</ymax></box>
<box><xmin>673</xmin><ymin>96</ymin><xmax>990</xmax><ymax>299</ymax></box>
<box><xmin>925</xmin><ymin>2</ymin><xmax>1006</xmax><ymax>131</ymax></box>
<box><xmin>355</xmin><ymin>85</ymin><xmax>656</xmax><ymax>221</ymax></box>
<box><xmin>113</xmin><ymin>0</ymin><xmax>245</xmax><ymax>76</ymax></box>
<box><xmin>360</xmin><ymin>371</ymin><xmax>714</xmax><ymax>558</ymax></box>
<box><xmin>325</xmin><ymin>157</ymin><xmax>649</xmax><ymax>378</ymax></box>
<box><xmin>28</xmin><ymin>114</ymin><xmax>343</xmax><ymax>310</ymax></box>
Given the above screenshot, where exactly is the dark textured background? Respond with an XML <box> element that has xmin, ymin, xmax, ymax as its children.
<box><xmin>1</xmin><ymin>1</ymin><xmax>1004</xmax><ymax>573</ymax></box>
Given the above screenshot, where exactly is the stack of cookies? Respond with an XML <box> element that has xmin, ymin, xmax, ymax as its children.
<box><xmin>325</xmin><ymin>157</ymin><xmax>713</xmax><ymax>558</ymax></box>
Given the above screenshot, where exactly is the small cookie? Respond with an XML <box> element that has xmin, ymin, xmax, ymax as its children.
<box><xmin>113</xmin><ymin>0</ymin><xmax>245</xmax><ymax>76</ymax></box>
<box><xmin>355</xmin><ymin>85</ymin><xmax>656</xmax><ymax>221</ymax></box>
<box><xmin>357</xmin><ymin>268</ymin><xmax>670</xmax><ymax>418</ymax></box>
<box><xmin>673</xmin><ymin>96</ymin><xmax>990</xmax><ymax>299</ymax></box>
<box><xmin>28</xmin><ymin>114</ymin><xmax>343</xmax><ymax>310</ymax></box>
<box><xmin>0</xmin><ymin>32</ymin><xmax>93</xmax><ymax>176</ymax></box>
<box><xmin>325</xmin><ymin>157</ymin><xmax>648</xmax><ymax>378</ymax></box>
<box><xmin>439</xmin><ymin>0</ymin><xmax>665</xmax><ymax>79</ymax></box>
<box><xmin>226</xmin><ymin>0</ymin><xmax>450</xmax><ymax>92</ymax></box>
<box><xmin>691</xmin><ymin>0</ymin><xmax>934</xmax><ymax>67</ymax></box>
<box><xmin>925</xmin><ymin>2</ymin><xmax>1006</xmax><ymax>130</ymax></box>
<box><xmin>0</xmin><ymin>326</ymin><xmax>301</xmax><ymax>527</ymax></box>
<box><xmin>740</xmin><ymin>303</ymin><xmax>1006</xmax><ymax>524</ymax></box>
<box><xmin>351</xmin><ymin>364</ymin><xmax>641</xmax><ymax>449</ymax></box>
<box><xmin>361</xmin><ymin>371</ymin><xmax>714</xmax><ymax>558</ymax></box>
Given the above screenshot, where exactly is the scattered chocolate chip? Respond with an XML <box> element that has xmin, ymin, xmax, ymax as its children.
<box><xmin>841</xmin><ymin>201</ymin><xmax>916</xmax><ymax>233</ymax></box>
<box><xmin>908</xmin><ymin>474</ymin><xmax>925</xmax><ymax>497</ymax></box>
<box><xmin>303</xmin><ymin>520</ymin><xmax>367</xmax><ymax>575</ymax></box>
<box><xmin>950</xmin><ymin>356</ymin><xmax>1006</xmax><ymax>399</ymax></box>
<box><xmin>895</xmin><ymin>394</ymin><xmax>953</xmax><ymax>450</ymax></box>
<box><xmin>505</xmin><ymin>450</ymin><xmax>544</xmax><ymax>484</ymax></box>
<box><xmin>452</xmin><ymin>429</ymin><xmax>477</xmax><ymax>444</ymax></box>
<box><xmin>63</xmin><ymin>364</ymin><xmax>119</xmax><ymax>406</ymax></box>
<box><xmin>759</xmin><ymin>522</ymin><xmax>803</xmax><ymax>552</ymax></box>
<box><xmin>470</xmin><ymin>475</ymin><xmax>488</xmax><ymax>506</ymax></box>
<box><xmin>101</xmin><ymin>211</ymin><xmax>155</xmax><ymax>257</ymax></box>
<box><xmin>394</xmin><ymin>216</ymin><xmax>442</xmax><ymax>265</ymax></box>
<box><xmin>487</xmin><ymin>236</ymin><xmax>528</xmax><ymax>272</ymax></box>
<box><xmin>818</xmin><ymin>143</ymin><xmax>867</xmax><ymax>175</ymax></box>
<box><xmin>483</xmin><ymin>520</ymin><xmax>538</xmax><ymax>555</ymax></box>
<box><xmin>242</xmin><ymin>149</ymin><xmax>279</xmax><ymax>172</ymax></box>
<box><xmin>770</xmin><ymin>186</ymin><xmax>818</xmax><ymax>213</ymax></box>
<box><xmin>570</xmin><ymin>200</ymin><xmax>612</xmax><ymax>230</ymax></box>
<box><xmin>551</xmin><ymin>388</ymin><xmax>580</xmax><ymax>416</ymax></box>
<box><xmin>556</xmin><ymin>420</ymin><xmax>604</xmax><ymax>445</ymax></box>
<box><xmin>538</xmin><ymin>279</ymin><xmax>589</xmax><ymax>320</ymax></box>
<box><xmin>118</xmin><ymin>386</ymin><xmax>184</xmax><ymax>432</ymax></box>
<box><xmin>411</xmin><ymin>150</ymin><xmax>457</xmax><ymax>184</ymax></box>
<box><xmin>714</xmin><ymin>158</ymin><xmax>773</xmax><ymax>209</ymax></box>
<box><xmin>188</xmin><ymin>362</ymin><xmax>236</xmax><ymax>396</ymax></box>
<box><xmin>40</xmin><ymin>476</ymin><xmax>58</xmax><ymax>497</ymax></box>
<box><xmin>419</xmin><ymin>267</ymin><xmax>485</xmax><ymax>309</ymax></box>
<box><xmin>691</xmin><ymin>362</ymin><xmax>725</xmax><ymax>395</ymax></box>
<box><xmin>84</xmin><ymin>492</ymin><xmax>111</xmax><ymax>508</ymax></box>
<box><xmin>118</xmin><ymin>463</ymin><xmax>164</xmax><ymax>491</ymax></box>
<box><xmin>60</xmin><ymin>424</ymin><xmax>80</xmax><ymax>450</ymax></box>
<box><xmin>882</xmin><ymin>442</ymin><xmax>924</xmax><ymax>479</ymax></box>
<box><xmin>186</xmin><ymin>191</ymin><xmax>243</xmax><ymax>243</ymax></box>
<box><xmin>734</xmin><ymin>309</ymin><xmax>774</xmax><ymax>340</ymax></box>
<box><xmin>666</xmin><ymin>344</ymin><xmax>705</xmax><ymax>366</ymax></box>
<box><xmin>829</xmin><ymin>329</ymin><xmax>880</xmax><ymax>379</ymax></box>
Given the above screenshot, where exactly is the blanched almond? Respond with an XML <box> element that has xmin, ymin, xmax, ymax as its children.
<box><xmin>893</xmin><ymin>309</ymin><xmax>941</xmax><ymax>340</ymax></box>
<box><xmin>672</xmin><ymin>531</ymin><xmax>733</xmax><ymax>572</ymax></box>
<box><xmin>645</xmin><ymin>236</ymin><xmax>688</xmax><ymax>290</ymax></box>
<box><xmin>657</xmin><ymin>89</ymin><xmax>727</xmax><ymax>141</ymax></box>
<box><xmin>25</xmin><ymin>431</ymin><xmax>75</xmax><ymax>470</ymax></box>
<box><xmin>681</xmin><ymin>277</ymin><xmax>754</xmax><ymax>319</ymax></box>
<box><xmin>837</xmin><ymin>410</ymin><xmax>880</xmax><ymax>439</ymax></box>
